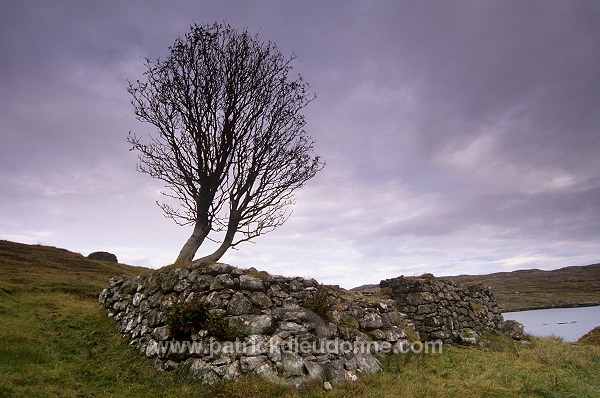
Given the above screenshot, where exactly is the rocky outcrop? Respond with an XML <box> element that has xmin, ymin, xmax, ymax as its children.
<box><xmin>88</xmin><ymin>251</ymin><xmax>118</xmax><ymax>263</ymax></box>
<box><xmin>98</xmin><ymin>264</ymin><xmax>419</xmax><ymax>387</ymax></box>
<box><xmin>380</xmin><ymin>276</ymin><xmax>504</xmax><ymax>345</ymax></box>
<box><xmin>503</xmin><ymin>319</ymin><xmax>525</xmax><ymax>340</ymax></box>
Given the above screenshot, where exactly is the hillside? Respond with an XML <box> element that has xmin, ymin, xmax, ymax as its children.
<box><xmin>1</xmin><ymin>240</ymin><xmax>599</xmax><ymax>397</ymax></box>
<box><xmin>352</xmin><ymin>264</ymin><xmax>600</xmax><ymax>311</ymax></box>
<box><xmin>446</xmin><ymin>264</ymin><xmax>600</xmax><ymax>311</ymax></box>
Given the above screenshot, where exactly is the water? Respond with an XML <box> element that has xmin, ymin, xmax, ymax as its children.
<box><xmin>503</xmin><ymin>305</ymin><xmax>600</xmax><ymax>342</ymax></box>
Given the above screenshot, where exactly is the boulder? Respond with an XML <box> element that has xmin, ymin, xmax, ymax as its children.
<box><xmin>87</xmin><ymin>251</ymin><xmax>118</xmax><ymax>263</ymax></box>
<box><xmin>503</xmin><ymin>320</ymin><xmax>525</xmax><ymax>340</ymax></box>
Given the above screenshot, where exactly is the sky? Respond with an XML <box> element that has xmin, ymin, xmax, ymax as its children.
<box><xmin>1</xmin><ymin>0</ymin><xmax>599</xmax><ymax>288</ymax></box>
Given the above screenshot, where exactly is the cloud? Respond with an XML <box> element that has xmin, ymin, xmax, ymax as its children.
<box><xmin>1</xmin><ymin>0</ymin><xmax>599</xmax><ymax>288</ymax></box>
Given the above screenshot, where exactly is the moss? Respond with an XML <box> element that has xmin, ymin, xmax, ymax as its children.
<box><xmin>470</xmin><ymin>301</ymin><xmax>484</xmax><ymax>313</ymax></box>
<box><xmin>246</xmin><ymin>267</ymin><xmax>270</xmax><ymax>279</ymax></box>
<box><xmin>162</xmin><ymin>261</ymin><xmax>193</xmax><ymax>270</ymax></box>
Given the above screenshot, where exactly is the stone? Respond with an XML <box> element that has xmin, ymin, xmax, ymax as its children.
<box><xmin>160</xmin><ymin>293</ymin><xmax>178</xmax><ymax>311</ymax></box>
<box><xmin>345</xmin><ymin>370</ymin><xmax>358</xmax><ymax>382</ymax></box>
<box><xmin>278</xmin><ymin>321</ymin><xmax>306</xmax><ymax>333</ymax></box>
<box><xmin>227</xmin><ymin>292</ymin><xmax>254</xmax><ymax>315</ymax></box>
<box><xmin>160</xmin><ymin>275</ymin><xmax>178</xmax><ymax>293</ymax></box>
<box><xmin>409</xmin><ymin>292</ymin><xmax>435</xmax><ymax>305</ymax></box>
<box><xmin>190</xmin><ymin>358</ymin><xmax>210</xmax><ymax>374</ymax></box>
<box><xmin>145</xmin><ymin>339</ymin><xmax>159</xmax><ymax>357</ymax></box>
<box><xmin>147</xmin><ymin>309</ymin><xmax>162</xmax><ymax>327</ymax></box>
<box><xmin>248</xmin><ymin>292</ymin><xmax>272</xmax><ymax>308</ymax></box>
<box><xmin>240</xmin><ymin>355</ymin><xmax>267</xmax><ymax>373</ymax></box>
<box><xmin>384</xmin><ymin>327</ymin><xmax>405</xmax><ymax>342</ymax></box>
<box><xmin>323</xmin><ymin>381</ymin><xmax>333</xmax><ymax>391</ymax></box>
<box><xmin>193</xmin><ymin>275</ymin><xmax>215</xmax><ymax>291</ymax></box>
<box><xmin>458</xmin><ymin>329</ymin><xmax>479</xmax><ymax>345</ymax></box>
<box><xmin>211</xmin><ymin>274</ymin><xmax>235</xmax><ymax>290</ymax></box>
<box><xmin>281</xmin><ymin>351</ymin><xmax>305</xmax><ymax>377</ymax></box>
<box><xmin>155</xmin><ymin>359</ymin><xmax>180</xmax><ymax>371</ymax></box>
<box><xmin>204</xmin><ymin>291</ymin><xmax>223</xmax><ymax>308</ymax></box>
<box><xmin>98</xmin><ymin>289</ymin><xmax>109</xmax><ymax>306</ymax></box>
<box><xmin>369</xmin><ymin>329</ymin><xmax>386</xmax><ymax>340</ymax></box>
<box><xmin>355</xmin><ymin>352</ymin><xmax>381</xmax><ymax>373</ymax></box>
<box><xmin>223</xmin><ymin>361</ymin><xmax>242</xmax><ymax>381</ymax></box>
<box><xmin>239</xmin><ymin>274</ymin><xmax>266</xmax><ymax>291</ymax></box>
<box><xmin>361</xmin><ymin>312</ymin><xmax>383</xmax><ymax>329</ymax></box>
<box><xmin>205</xmin><ymin>263</ymin><xmax>234</xmax><ymax>276</ymax></box>
<box><xmin>417</xmin><ymin>304</ymin><xmax>438</xmax><ymax>315</ymax></box>
<box><xmin>243</xmin><ymin>335</ymin><xmax>268</xmax><ymax>356</ymax></box>
<box><xmin>344</xmin><ymin>357</ymin><xmax>358</xmax><ymax>371</ymax></box>
<box><xmin>324</xmin><ymin>359</ymin><xmax>346</xmax><ymax>385</ymax></box>
<box><xmin>87</xmin><ymin>251</ymin><xmax>118</xmax><ymax>263</ymax></box>
<box><xmin>174</xmin><ymin>278</ymin><xmax>191</xmax><ymax>292</ymax></box>
<box><xmin>132</xmin><ymin>293</ymin><xmax>144</xmax><ymax>306</ymax></box>
<box><xmin>503</xmin><ymin>320</ymin><xmax>525</xmax><ymax>340</ymax></box>
<box><xmin>228</xmin><ymin>315</ymin><xmax>275</xmax><ymax>335</ymax></box>
<box><xmin>289</xmin><ymin>280</ymin><xmax>304</xmax><ymax>292</ymax></box>
<box><xmin>152</xmin><ymin>326</ymin><xmax>171</xmax><ymax>341</ymax></box>
<box><xmin>253</xmin><ymin>362</ymin><xmax>279</xmax><ymax>382</ymax></box>
<box><xmin>190</xmin><ymin>359</ymin><xmax>221</xmax><ymax>385</ymax></box>
<box><xmin>304</xmin><ymin>360</ymin><xmax>325</xmax><ymax>381</ymax></box>
<box><xmin>431</xmin><ymin>329</ymin><xmax>452</xmax><ymax>340</ymax></box>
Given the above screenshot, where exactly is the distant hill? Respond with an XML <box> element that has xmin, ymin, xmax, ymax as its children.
<box><xmin>351</xmin><ymin>264</ymin><xmax>600</xmax><ymax>311</ymax></box>
<box><xmin>445</xmin><ymin>264</ymin><xmax>600</xmax><ymax>311</ymax></box>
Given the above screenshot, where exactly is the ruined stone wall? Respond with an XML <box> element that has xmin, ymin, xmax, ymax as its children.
<box><xmin>380</xmin><ymin>276</ymin><xmax>504</xmax><ymax>345</ymax></box>
<box><xmin>98</xmin><ymin>263</ymin><xmax>418</xmax><ymax>388</ymax></box>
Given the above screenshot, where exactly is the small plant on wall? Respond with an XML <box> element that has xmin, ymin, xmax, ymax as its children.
<box><xmin>165</xmin><ymin>299</ymin><xmax>245</xmax><ymax>341</ymax></box>
<box><xmin>304</xmin><ymin>285</ymin><xmax>337</xmax><ymax>322</ymax></box>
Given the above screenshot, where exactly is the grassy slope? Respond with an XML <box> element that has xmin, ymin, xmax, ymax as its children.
<box><xmin>446</xmin><ymin>264</ymin><xmax>600</xmax><ymax>311</ymax></box>
<box><xmin>1</xmin><ymin>240</ymin><xmax>599</xmax><ymax>397</ymax></box>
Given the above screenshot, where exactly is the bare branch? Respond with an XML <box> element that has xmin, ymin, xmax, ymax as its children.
<box><xmin>127</xmin><ymin>22</ymin><xmax>324</xmax><ymax>263</ymax></box>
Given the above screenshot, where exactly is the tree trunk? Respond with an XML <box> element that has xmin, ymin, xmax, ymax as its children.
<box><xmin>193</xmin><ymin>215</ymin><xmax>239</xmax><ymax>264</ymax></box>
<box><xmin>175</xmin><ymin>223</ymin><xmax>211</xmax><ymax>263</ymax></box>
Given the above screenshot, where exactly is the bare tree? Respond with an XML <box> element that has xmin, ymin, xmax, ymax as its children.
<box><xmin>127</xmin><ymin>22</ymin><xmax>324</xmax><ymax>263</ymax></box>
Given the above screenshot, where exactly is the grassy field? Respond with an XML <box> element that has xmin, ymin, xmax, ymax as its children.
<box><xmin>1</xmin><ymin>240</ymin><xmax>599</xmax><ymax>397</ymax></box>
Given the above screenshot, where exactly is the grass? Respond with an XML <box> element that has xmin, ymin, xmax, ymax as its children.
<box><xmin>577</xmin><ymin>326</ymin><xmax>600</xmax><ymax>346</ymax></box>
<box><xmin>1</xmin><ymin>240</ymin><xmax>599</xmax><ymax>397</ymax></box>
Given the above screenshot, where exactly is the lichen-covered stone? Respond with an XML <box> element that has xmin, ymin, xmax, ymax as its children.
<box><xmin>227</xmin><ymin>292</ymin><xmax>254</xmax><ymax>315</ymax></box>
<box><xmin>503</xmin><ymin>319</ymin><xmax>525</xmax><ymax>340</ymax></box>
<box><xmin>239</xmin><ymin>274</ymin><xmax>266</xmax><ymax>292</ymax></box>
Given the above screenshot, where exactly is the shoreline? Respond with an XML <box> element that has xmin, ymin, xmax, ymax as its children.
<box><xmin>501</xmin><ymin>302</ymin><xmax>600</xmax><ymax>313</ymax></box>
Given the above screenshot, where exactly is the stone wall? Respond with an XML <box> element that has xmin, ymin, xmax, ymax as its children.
<box><xmin>380</xmin><ymin>276</ymin><xmax>504</xmax><ymax>345</ymax></box>
<box><xmin>98</xmin><ymin>263</ymin><xmax>419</xmax><ymax>388</ymax></box>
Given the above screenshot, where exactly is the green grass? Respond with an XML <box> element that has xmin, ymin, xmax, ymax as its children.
<box><xmin>1</xmin><ymin>240</ymin><xmax>599</xmax><ymax>397</ymax></box>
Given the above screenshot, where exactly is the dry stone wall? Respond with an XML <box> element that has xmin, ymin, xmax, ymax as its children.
<box><xmin>99</xmin><ymin>264</ymin><xmax>507</xmax><ymax>387</ymax></box>
<box><xmin>380</xmin><ymin>276</ymin><xmax>504</xmax><ymax>345</ymax></box>
<box><xmin>98</xmin><ymin>263</ymin><xmax>419</xmax><ymax>387</ymax></box>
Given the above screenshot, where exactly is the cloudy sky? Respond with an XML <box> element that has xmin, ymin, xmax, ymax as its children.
<box><xmin>1</xmin><ymin>0</ymin><xmax>599</xmax><ymax>288</ymax></box>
